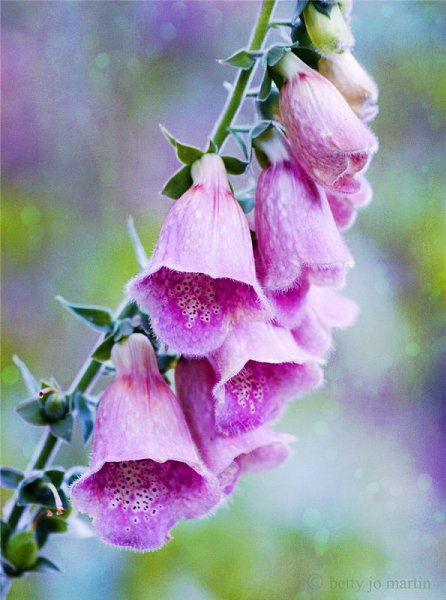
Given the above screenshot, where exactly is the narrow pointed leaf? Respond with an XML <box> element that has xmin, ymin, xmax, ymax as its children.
<box><xmin>258</xmin><ymin>67</ymin><xmax>272</xmax><ymax>101</ymax></box>
<box><xmin>92</xmin><ymin>333</ymin><xmax>115</xmax><ymax>362</ymax></box>
<box><xmin>12</xmin><ymin>355</ymin><xmax>40</xmax><ymax>395</ymax></box>
<box><xmin>266</xmin><ymin>45</ymin><xmax>290</xmax><ymax>67</ymax></box>
<box><xmin>56</xmin><ymin>297</ymin><xmax>114</xmax><ymax>333</ymax></box>
<box><xmin>220</xmin><ymin>49</ymin><xmax>261</xmax><ymax>70</ymax></box>
<box><xmin>0</xmin><ymin>467</ymin><xmax>24</xmax><ymax>490</ymax></box>
<box><xmin>16</xmin><ymin>399</ymin><xmax>46</xmax><ymax>426</ymax></box>
<box><xmin>127</xmin><ymin>217</ymin><xmax>148</xmax><ymax>270</ymax></box>
<box><xmin>159</xmin><ymin>124</ymin><xmax>177</xmax><ymax>148</ymax></box>
<box><xmin>228</xmin><ymin>129</ymin><xmax>249</xmax><ymax>159</ymax></box>
<box><xmin>222</xmin><ymin>156</ymin><xmax>248</xmax><ymax>175</ymax></box>
<box><xmin>73</xmin><ymin>392</ymin><xmax>95</xmax><ymax>444</ymax></box>
<box><xmin>50</xmin><ymin>413</ymin><xmax>73</xmax><ymax>443</ymax></box>
<box><xmin>161</xmin><ymin>165</ymin><xmax>193</xmax><ymax>200</ymax></box>
<box><xmin>31</xmin><ymin>557</ymin><xmax>61</xmax><ymax>573</ymax></box>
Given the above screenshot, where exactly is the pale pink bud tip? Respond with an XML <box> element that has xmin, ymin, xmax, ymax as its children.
<box><xmin>278</xmin><ymin>53</ymin><xmax>378</xmax><ymax>193</ymax></box>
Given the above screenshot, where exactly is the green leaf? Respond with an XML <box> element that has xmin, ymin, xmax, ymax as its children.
<box><xmin>31</xmin><ymin>556</ymin><xmax>61</xmax><ymax>573</ymax></box>
<box><xmin>237</xmin><ymin>196</ymin><xmax>255</xmax><ymax>214</ymax></box>
<box><xmin>35</xmin><ymin>515</ymin><xmax>68</xmax><ymax>547</ymax></box>
<box><xmin>50</xmin><ymin>413</ymin><xmax>73</xmax><ymax>443</ymax></box>
<box><xmin>114</xmin><ymin>318</ymin><xmax>136</xmax><ymax>341</ymax></box>
<box><xmin>161</xmin><ymin>165</ymin><xmax>193</xmax><ymax>200</ymax></box>
<box><xmin>250</xmin><ymin>120</ymin><xmax>274</xmax><ymax>142</ymax></box>
<box><xmin>92</xmin><ymin>333</ymin><xmax>116</xmax><ymax>362</ymax></box>
<box><xmin>16</xmin><ymin>399</ymin><xmax>46</xmax><ymax>426</ymax></box>
<box><xmin>227</xmin><ymin>129</ymin><xmax>249</xmax><ymax>159</ymax></box>
<box><xmin>127</xmin><ymin>217</ymin><xmax>148</xmax><ymax>270</ymax></box>
<box><xmin>17</xmin><ymin>474</ymin><xmax>49</xmax><ymax>506</ymax></box>
<box><xmin>12</xmin><ymin>355</ymin><xmax>40</xmax><ymax>395</ymax></box>
<box><xmin>73</xmin><ymin>392</ymin><xmax>94</xmax><ymax>444</ymax></box>
<box><xmin>221</xmin><ymin>156</ymin><xmax>248</xmax><ymax>175</ymax></box>
<box><xmin>160</xmin><ymin>125</ymin><xmax>203</xmax><ymax>165</ymax></box>
<box><xmin>1</xmin><ymin>520</ymin><xmax>12</xmax><ymax>552</ymax></box>
<box><xmin>56</xmin><ymin>296</ymin><xmax>114</xmax><ymax>333</ymax></box>
<box><xmin>1</xmin><ymin>467</ymin><xmax>24</xmax><ymax>490</ymax></box>
<box><xmin>206</xmin><ymin>138</ymin><xmax>217</xmax><ymax>153</ymax></box>
<box><xmin>266</xmin><ymin>45</ymin><xmax>290</xmax><ymax>67</ymax></box>
<box><xmin>220</xmin><ymin>49</ymin><xmax>261</xmax><ymax>70</ymax></box>
<box><xmin>44</xmin><ymin>468</ymin><xmax>65</xmax><ymax>489</ymax></box>
<box><xmin>258</xmin><ymin>68</ymin><xmax>272</xmax><ymax>101</ymax></box>
<box><xmin>64</xmin><ymin>466</ymin><xmax>85</xmax><ymax>486</ymax></box>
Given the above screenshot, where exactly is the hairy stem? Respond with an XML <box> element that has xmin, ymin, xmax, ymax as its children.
<box><xmin>212</xmin><ymin>0</ymin><xmax>276</xmax><ymax>148</ymax></box>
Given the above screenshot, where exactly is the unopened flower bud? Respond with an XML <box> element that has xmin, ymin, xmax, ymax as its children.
<box><xmin>5</xmin><ymin>531</ymin><xmax>38</xmax><ymax>571</ymax></box>
<box><xmin>43</xmin><ymin>393</ymin><xmax>67</xmax><ymax>421</ymax></box>
<box><xmin>303</xmin><ymin>3</ymin><xmax>353</xmax><ymax>56</ymax></box>
<box><xmin>319</xmin><ymin>51</ymin><xmax>379</xmax><ymax>122</ymax></box>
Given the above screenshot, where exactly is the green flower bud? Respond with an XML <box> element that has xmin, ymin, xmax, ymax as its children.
<box><xmin>43</xmin><ymin>394</ymin><xmax>67</xmax><ymax>422</ymax></box>
<box><xmin>303</xmin><ymin>3</ymin><xmax>353</xmax><ymax>56</ymax></box>
<box><xmin>5</xmin><ymin>531</ymin><xmax>38</xmax><ymax>571</ymax></box>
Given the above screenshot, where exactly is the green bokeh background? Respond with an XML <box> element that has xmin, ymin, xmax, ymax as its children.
<box><xmin>1</xmin><ymin>1</ymin><xmax>445</xmax><ymax>599</ymax></box>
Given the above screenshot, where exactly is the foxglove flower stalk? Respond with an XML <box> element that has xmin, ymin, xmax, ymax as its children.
<box><xmin>71</xmin><ymin>334</ymin><xmax>220</xmax><ymax>551</ymax></box>
<box><xmin>326</xmin><ymin>175</ymin><xmax>373</xmax><ymax>231</ymax></box>
<box><xmin>209</xmin><ymin>320</ymin><xmax>323</xmax><ymax>435</ymax></box>
<box><xmin>319</xmin><ymin>51</ymin><xmax>379</xmax><ymax>123</ymax></box>
<box><xmin>277</xmin><ymin>52</ymin><xmax>378</xmax><ymax>193</ymax></box>
<box><xmin>127</xmin><ymin>154</ymin><xmax>268</xmax><ymax>356</ymax></box>
<box><xmin>176</xmin><ymin>358</ymin><xmax>294</xmax><ymax>495</ymax></box>
<box><xmin>291</xmin><ymin>286</ymin><xmax>359</xmax><ymax>358</ymax></box>
<box><xmin>254</xmin><ymin>130</ymin><xmax>353</xmax><ymax>291</ymax></box>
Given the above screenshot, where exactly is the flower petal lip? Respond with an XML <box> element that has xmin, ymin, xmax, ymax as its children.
<box><xmin>71</xmin><ymin>334</ymin><xmax>221</xmax><ymax>551</ymax></box>
<box><xmin>175</xmin><ymin>357</ymin><xmax>295</xmax><ymax>496</ymax></box>
<box><xmin>209</xmin><ymin>320</ymin><xmax>324</xmax><ymax>435</ymax></box>
<box><xmin>127</xmin><ymin>154</ymin><xmax>270</xmax><ymax>356</ymax></box>
<box><xmin>277</xmin><ymin>53</ymin><xmax>378</xmax><ymax>193</ymax></box>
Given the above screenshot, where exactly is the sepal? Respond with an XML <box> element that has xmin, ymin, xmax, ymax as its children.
<box><xmin>72</xmin><ymin>391</ymin><xmax>95</xmax><ymax>444</ymax></box>
<box><xmin>35</xmin><ymin>513</ymin><xmax>68</xmax><ymax>548</ymax></box>
<box><xmin>12</xmin><ymin>355</ymin><xmax>40</xmax><ymax>395</ymax></box>
<box><xmin>160</xmin><ymin>165</ymin><xmax>193</xmax><ymax>199</ymax></box>
<box><xmin>50</xmin><ymin>413</ymin><xmax>74</xmax><ymax>443</ymax></box>
<box><xmin>16</xmin><ymin>399</ymin><xmax>46</xmax><ymax>426</ymax></box>
<box><xmin>219</xmin><ymin>49</ymin><xmax>262</xmax><ymax>70</ymax></box>
<box><xmin>221</xmin><ymin>155</ymin><xmax>248</xmax><ymax>175</ymax></box>
<box><xmin>56</xmin><ymin>296</ymin><xmax>114</xmax><ymax>333</ymax></box>
<box><xmin>159</xmin><ymin>125</ymin><xmax>204</xmax><ymax>164</ymax></box>
<box><xmin>29</xmin><ymin>556</ymin><xmax>61</xmax><ymax>573</ymax></box>
<box><xmin>0</xmin><ymin>467</ymin><xmax>25</xmax><ymax>490</ymax></box>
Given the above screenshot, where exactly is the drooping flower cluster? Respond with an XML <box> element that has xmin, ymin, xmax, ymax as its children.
<box><xmin>72</xmin><ymin>4</ymin><xmax>378</xmax><ymax>551</ymax></box>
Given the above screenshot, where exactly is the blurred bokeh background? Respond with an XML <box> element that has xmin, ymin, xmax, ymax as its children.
<box><xmin>1</xmin><ymin>1</ymin><xmax>445</xmax><ymax>599</ymax></box>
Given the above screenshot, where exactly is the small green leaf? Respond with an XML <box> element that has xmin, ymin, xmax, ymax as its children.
<box><xmin>114</xmin><ymin>318</ymin><xmax>136</xmax><ymax>341</ymax></box>
<box><xmin>266</xmin><ymin>45</ymin><xmax>290</xmax><ymax>67</ymax></box>
<box><xmin>64</xmin><ymin>466</ymin><xmax>85</xmax><ymax>486</ymax></box>
<box><xmin>44</xmin><ymin>468</ymin><xmax>65</xmax><ymax>489</ymax></box>
<box><xmin>127</xmin><ymin>217</ymin><xmax>148</xmax><ymax>270</ymax></box>
<box><xmin>12</xmin><ymin>356</ymin><xmax>40</xmax><ymax>395</ymax></box>
<box><xmin>92</xmin><ymin>333</ymin><xmax>116</xmax><ymax>362</ymax></box>
<box><xmin>250</xmin><ymin>120</ymin><xmax>274</xmax><ymax>142</ymax></box>
<box><xmin>73</xmin><ymin>392</ymin><xmax>95</xmax><ymax>444</ymax></box>
<box><xmin>258</xmin><ymin>68</ymin><xmax>272</xmax><ymax>101</ymax></box>
<box><xmin>206</xmin><ymin>138</ymin><xmax>217</xmax><ymax>153</ymax></box>
<box><xmin>56</xmin><ymin>297</ymin><xmax>114</xmax><ymax>333</ymax></box>
<box><xmin>50</xmin><ymin>413</ymin><xmax>73</xmax><ymax>443</ymax></box>
<box><xmin>220</xmin><ymin>49</ymin><xmax>261</xmax><ymax>70</ymax></box>
<box><xmin>161</xmin><ymin>165</ymin><xmax>193</xmax><ymax>200</ymax></box>
<box><xmin>31</xmin><ymin>556</ymin><xmax>61</xmax><ymax>573</ymax></box>
<box><xmin>227</xmin><ymin>129</ymin><xmax>249</xmax><ymax>159</ymax></box>
<box><xmin>35</xmin><ymin>515</ymin><xmax>68</xmax><ymax>547</ymax></box>
<box><xmin>237</xmin><ymin>196</ymin><xmax>255</xmax><ymax>214</ymax></box>
<box><xmin>160</xmin><ymin>125</ymin><xmax>204</xmax><ymax>165</ymax></box>
<box><xmin>313</xmin><ymin>0</ymin><xmax>337</xmax><ymax>18</ymax></box>
<box><xmin>1</xmin><ymin>467</ymin><xmax>25</xmax><ymax>490</ymax></box>
<box><xmin>16</xmin><ymin>399</ymin><xmax>46</xmax><ymax>426</ymax></box>
<box><xmin>221</xmin><ymin>156</ymin><xmax>248</xmax><ymax>175</ymax></box>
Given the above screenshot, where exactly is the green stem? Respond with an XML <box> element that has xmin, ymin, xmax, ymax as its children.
<box><xmin>212</xmin><ymin>0</ymin><xmax>276</xmax><ymax>149</ymax></box>
<box><xmin>5</xmin><ymin>300</ymin><xmax>134</xmax><ymax>531</ymax></box>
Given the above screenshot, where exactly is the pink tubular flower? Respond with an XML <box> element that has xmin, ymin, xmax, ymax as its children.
<box><xmin>71</xmin><ymin>334</ymin><xmax>220</xmax><ymax>551</ymax></box>
<box><xmin>292</xmin><ymin>286</ymin><xmax>359</xmax><ymax>358</ymax></box>
<box><xmin>254</xmin><ymin>131</ymin><xmax>353</xmax><ymax>291</ymax></box>
<box><xmin>127</xmin><ymin>154</ymin><xmax>268</xmax><ymax>356</ymax></box>
<box><xmin>327</xmin><ymin>175</ymin><xmax>373</xmax><ymax>231</ymax></box>
<box><xmin>175</xmin><ymin>357</ymin><xmax>295</xmax><ymax>495</ymax></box>
<box><xmin>208</xmin><ymin>320</ymin><xmax>323</xmax><ymax>435</ymax></box>
<box><xmin>277</xmin><ymin>52</ymin><xmax>378</xmax><ymax>193</ymax></box>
